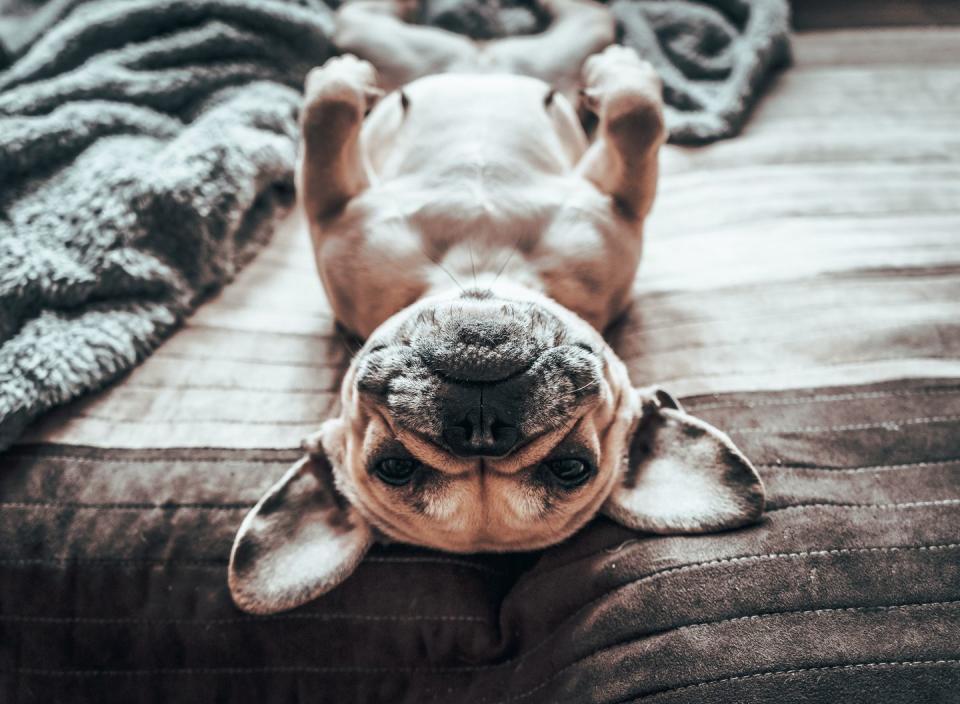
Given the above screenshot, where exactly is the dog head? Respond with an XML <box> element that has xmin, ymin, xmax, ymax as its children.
<box><xmin>228</xmin><ymin>286</ymin><xmax>765</xmax><ymax>614</ymax></box>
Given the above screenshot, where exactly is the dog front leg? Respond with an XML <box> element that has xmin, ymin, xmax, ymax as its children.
<box><xmin>576</xmin><ymin>46</ymin><xmax>666</xmax><ymax>221</ymax></box>
<box><xmin>299</xmin><ymin>55</ymin><xmax>381</xmax><ymax>220</ymax></box>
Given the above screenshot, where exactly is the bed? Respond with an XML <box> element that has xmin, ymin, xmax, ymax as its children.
<box><xmin>1</xmin><ymin>26</ymin><xmax>959</xmax><ymax>703</ymax></box>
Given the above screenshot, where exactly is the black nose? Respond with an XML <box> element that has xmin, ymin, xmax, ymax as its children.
<box><xmin>441</xmin><ymin>386</ymin><xmax>521</xmax><ymax>458</ymax></box>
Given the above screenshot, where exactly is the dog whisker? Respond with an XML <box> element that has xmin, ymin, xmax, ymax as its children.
<box><xmin>468</xmin><ymin>239</ymin><xmax>478</xmax><ymax>288</ymax></box>
<box><xmin>434</xmin><ymin>258</ymin><xmax>466</xmax><ymax>292</ymax></box>
<box><xmin>570</xmin><ymin>379</ymin><xmax>601</xmax><ymax>395</ymax></box>
<box><xmin>333</xmin><ymin>324</ymin><xmax>362</xmax><ymax>361</ymax></box>
<box><xmin>379</xmin><ymin>176</ymin><xmax>465</xmax><ymax>293</ymax></box>
<box><xmin>493</xmin><ymin>231</ymin><xmax>526</xmax><ymax>284</ymax></box>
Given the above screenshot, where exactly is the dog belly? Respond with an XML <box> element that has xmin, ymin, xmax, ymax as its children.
<box><xmin>362</xmin><ymin>73</ymin><xmax>584</xmax><ymax>181</ymax></box>
<box><xmin>318</xmin><ymin>74</ymin><xmax>639</xmax><ymax>335</ymax></box>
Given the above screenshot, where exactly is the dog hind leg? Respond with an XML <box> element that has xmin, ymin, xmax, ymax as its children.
<box><xmin>483</xmin><ymin>0</ymin><xmax>615</xmax><ymax>100</ymax></box>
<box><xmin>298</xmin><ymin>55</ymin><xmax>380</xmax><ymax>220</ymax></box>
<box><xmin>575</xmin><ymin>45</ymin><xmax>667</xmax><ymax>221</ymax></box>
<box><xmin>335</xmin><ymin>0</ymin><xmax>478</xmax><ymax>92</ymax></box>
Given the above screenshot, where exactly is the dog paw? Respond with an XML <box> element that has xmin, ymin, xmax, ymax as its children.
<box><xmin>304</xmin><ymin>54</ymin><xmax>383</xmax><ymax>113</ymax></box>
<box><xmin>584</xmin><ymin>45</ymin><xmax>657</xmax><ymax>84</ymax></box>
<box><xmin>581</xmin><ymin>45</ymin><xmax>661</xmax><ymax>115</ymax></box>
<box><xmin>390</xmin><ymin>0</ymin><xmax>420</xmax><ymax>22</ymax></box>
<box><xmin>338</xmin><ymin>0</ymin><xmax>420</xmax><ymax>22</ymax></box>
<box><xmin>539</xmin><ymin>0</ymin><xmax>609</xmax><ymax>21</ymax></box>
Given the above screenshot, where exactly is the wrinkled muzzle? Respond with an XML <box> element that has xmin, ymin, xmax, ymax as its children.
<box><xmin>356</xmin><ymin>296</ymin><xmax>604</xmax><ymax>457</ymax></box>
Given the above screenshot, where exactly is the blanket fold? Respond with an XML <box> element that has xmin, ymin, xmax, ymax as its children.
<box><xmin>0</xmin><ymin>0</ymin><xmax>789</xmax><ymax>449</ymax></box>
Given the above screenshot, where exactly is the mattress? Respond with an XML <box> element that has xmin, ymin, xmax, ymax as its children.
<box><xmin>2</xmin><ymin>28</ymin><xmax>959</xmax><ymax>703</ymax></box>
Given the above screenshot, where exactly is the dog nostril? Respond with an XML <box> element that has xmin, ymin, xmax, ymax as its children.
<box><xmin>461</xmin><ymin>410</ymin><xmax>482</xmax><ymax>434</ymax></box>
<box><xmin>442</xmin><ymin>409</ymin><xmax>519</xmax><ymax>458</ymax></box>
<box><xmin>442</xmin><ymin>412</ymin><xmax>475</xmax><ymax>450</ymax></box>
<box><xmin>443</xmin><ymin>425</ymin><xmax>467</xmax><ymax>446</ymax></box>
<box><xmin>489</xmin><ymin>422</ymin><xmax>519</xmax><ymax>452</ymax></box>
<box><xmin>490</xmin><ymin>419</ymin><xmax>515</xmax><ymax>440</ymax></box>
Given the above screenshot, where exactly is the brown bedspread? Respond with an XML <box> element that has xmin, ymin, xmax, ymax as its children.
<box><xmin>2</xmin><ymin>28</ymin><xmax>959</xmax><ymax>703</ymax></box>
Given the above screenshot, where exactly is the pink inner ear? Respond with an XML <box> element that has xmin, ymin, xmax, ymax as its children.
<box><xmin>603</xmin><ymin>403</ymin><xmax>765</xmax><ymax>535</ymax></box>
<box><xmin>228</xmin><ymin>456</ymin><xmax>373</xmax><ymax>615</ymax></box>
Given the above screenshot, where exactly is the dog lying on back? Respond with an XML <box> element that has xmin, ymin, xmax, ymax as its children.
<box><xmin>229</xmin><ymin>0</ymin><xmax>765</xmax><ymax>614</ymax></box>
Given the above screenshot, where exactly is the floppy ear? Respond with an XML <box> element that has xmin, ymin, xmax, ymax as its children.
<box><xmin>228</xmin><ymin>453</ymin><xmax>373</xmax><ymax>615</ymax></box>
<box><xmin>603</xmin><ymin>388</ymin><xmax>765</xmax><ymax>534</ymax></box>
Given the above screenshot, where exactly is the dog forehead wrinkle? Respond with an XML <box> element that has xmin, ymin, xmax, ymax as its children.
<box><xmin>394</xmin><ymin>428</ymin><xmax>477</xmax><ymax>475</ymax></box>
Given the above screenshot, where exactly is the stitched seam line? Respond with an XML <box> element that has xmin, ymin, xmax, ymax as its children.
<box><xmin>191</xmin><ymin>304</ymin><xmax>330</xmax><ymax>319</ymax></box>
<box><xmin>483</xmin><ymin>601</ymin><xmax>960</xmax><ymax>704</ymax></box>
<box><xmin>4</xmin><ymin>601</ymin><xmax>956</xmax><ymax>652</ymax></box>
<box><xmin>7</xmin><ymin>451</ymin><xmax>958</xmax><ymax>473</ymax></box>
<box><xmin>493</xmin><ymin>543</ymin><xmax>960</xmax><ymax>675</ymax></box>
<box><xmin>0</xmin><ymin>613</ymin><xmax>488</xmax><ymax>625</ymax></box>
<box><xmin>364</xmin><ymin>556</ymin><xmax>506</xmax><ymax>574</ymax></box>
<box><xmin>0</xmin><ymin>557</ymin><xmax>225</xmax><ymax>566</ymax></box>
<box><xmin>122</xmin><ymin>383</ymin><xmax>339</xmax><ymax>394</ymax></box>
<box><xmin>0</xmin><ymin>665</ymin><xmax>469</xmax><ymax>676</ymax></box>
<box><xmin>645</xmin><ymin>600</ymin><xmax>960</xmax><ymax>639</ymax></box>
<box><xmin>73</xmin><ymin>415</ymin><xmax>326</xmax><ymax>426</ymax></box>
<box><xmin>625</xmin><ymin>659</ymin><xmax>960</xmax><ymax>703</ymax></box>
<box><xmin>496</xmin><ymin>653</ymin><xmax>960</xmax><ymax>704</ymax></box>
<box><xmin>3</xmin><ymin>546</ymin><xmax>958</xmax><ymax>680</ymax></box>
<box><xmin>4</xmin><ymin>543</ymin><xmax>954</xmax><ymax>574</ymax></box>
<box><xmin>652</xmin><ymin>354</ymin><xmax>959</xmax><ymax>384</ymax></box>
<box><xmin>155</xmin><ymin>352</ymin><xmax>344</xmax><ymax>369</ymax></box>
<box><xmin>765</xmin><ymin>499</ymin><xmax>960</xmax><ymax>512</ymax></box>
<box><xmin>622</xmin><ymin>318</ymin><xmax>956</xmax><ymax>359</ymax></box>
<box><xmin>7</xmin><ymin>498</ymin><xmax>959</xmax><ymax>513</ymax></box>
<box><xmin>64</xmin><ymin>412</ymin><xmax>960</xmax><ymax>431</ymax></box>
<box><xmin>618</xmin><ymin>283</ymin><xmax>960</xmax><ymax>337</ymax></box>
<box><xmin>731</xmin><ymin>413</ymin><xmax>960</xmax><ymax>434</ymax></box>
<box><xmin>685</xmin><ymin>387</ymin><xmax>960</xmax><ymax>411</ymax></box>
<box><xmin>0</xmin><ymin>556</ymin><xmax>506</xmax><ymax>574</ymax></box>
<box><xmin>3</xmin><ymin>617</ymin><xmax>958</xmax><ymax>683</ymax></box>
<box><xmin>758</xmin><ymin>458</ymin><xmax>960</xmax><ymax>473</ymax></box>
<box><xmin>3</xmin><ymin>453</ymin><xmax>300</xmax><ymax>464</ymax></box>
<box><xmin>629</xmin><ymin>270</ymin><xmax>960</xmax><ymax>317</ymax></box>
<box><xmin>0</xmin><ymin>501</ymin><xmax>255</xmax><ymax>510</ymax></box>
<box><xmin>185</xmin><ymin>323</ymin><xmax>336</xmax><ymax>340</ymax></box>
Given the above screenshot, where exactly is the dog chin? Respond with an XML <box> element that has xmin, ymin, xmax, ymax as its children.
<box><xmin>354</xmin><ymin>496</ymin><xmax>603</xmax><ymax>554</ymax></box>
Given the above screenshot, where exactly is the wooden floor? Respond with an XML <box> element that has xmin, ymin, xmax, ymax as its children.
<box><xmin>22</xmin><ymin>28</ymin><xmax>960</xmax><ymax>449</ymax></box>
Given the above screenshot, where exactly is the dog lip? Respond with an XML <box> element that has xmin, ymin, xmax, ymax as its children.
<box><xmin>429</xmin><ymin>342</ymin><xmax>597</xmax><ymax>386</ymax></box>
<box><xmin>431</xmin><ymin>358</ymin><xmax>536</xmax><ymax>385</ymax></box>
<box><xmin>396</xmin><ymin>409</ymin><xmax>583</xmax><ymax>467</ymax></box>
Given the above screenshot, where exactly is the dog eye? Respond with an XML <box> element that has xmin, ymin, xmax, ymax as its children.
<box><xmin>374</xmin><ymin>458</ymin><xmax>420</xmax><ymax>487</ymax></box>
<box><xmin>543</xmin><ymin>458</ymin><xmax>593</xmax><ymax>489</ymax></box>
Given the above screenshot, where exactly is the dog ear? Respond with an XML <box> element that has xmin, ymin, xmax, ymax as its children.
<box><xmin>228</xmin><ymin>454</ymin><xmax>373</xmax><ymax>615</ymax></box>
<box><xmin>603</xmin><ymin>387</ymin><xmax>765</xmax><ymax>534</ymax></box>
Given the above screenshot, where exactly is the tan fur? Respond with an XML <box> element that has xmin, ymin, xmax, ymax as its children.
<box><xmin>228</xmin><ymin>0</ymin><xmax>764</xmax><ymax>614</ymax></box>
<box><xmin>298</xmin><ymin>1</ymin><xmax>665</xmax><ymax>552</ymax></box>
<box><xmin>327</xmin><ymin>355</ymin><xmax>627</xmax><ymax>552</ymax></box>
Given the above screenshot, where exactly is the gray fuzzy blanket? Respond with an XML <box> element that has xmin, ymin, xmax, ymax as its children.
<box><xmin>0</xmin><ymin>0</ymin><xmax>790</xmax><ymax>450</ymax></box>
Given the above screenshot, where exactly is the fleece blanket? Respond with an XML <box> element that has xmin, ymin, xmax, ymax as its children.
<box><xmin>0</xmin><ymin>0</ymin><xmax>790</xmax><ymax>451</ymax></box>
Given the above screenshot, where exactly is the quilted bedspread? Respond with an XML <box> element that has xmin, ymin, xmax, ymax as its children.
<box><xmin>1</xmin><ymin>26</ymin><xmax>960</xmax><ymax>704</ymax></box>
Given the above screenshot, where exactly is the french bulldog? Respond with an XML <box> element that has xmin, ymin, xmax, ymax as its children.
<box><xmin>229</xmin><ymin>0</ymin><xmax>765</xmax><ymax>615</ymax></box>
